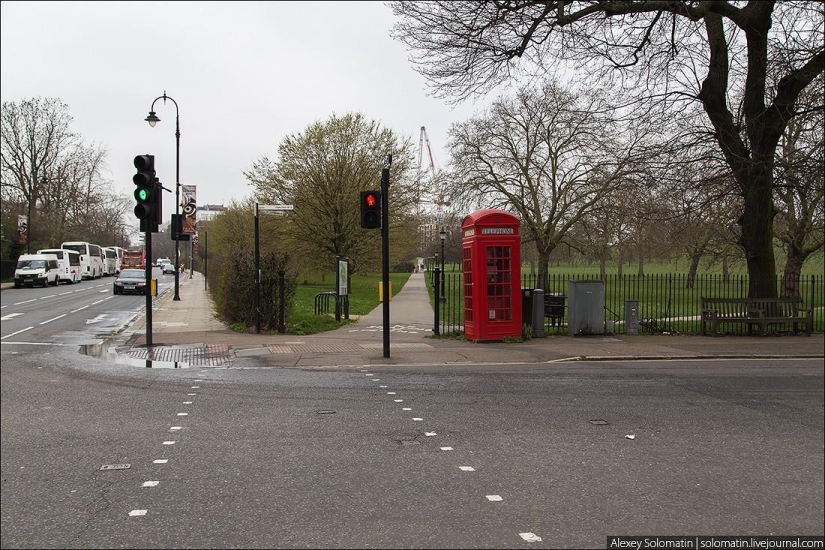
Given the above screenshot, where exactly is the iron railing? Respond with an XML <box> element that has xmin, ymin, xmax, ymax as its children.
<box><xmin>428</xmin><ymin>272</ymin><xmax>824</xmax><ymax>335</ymax></box>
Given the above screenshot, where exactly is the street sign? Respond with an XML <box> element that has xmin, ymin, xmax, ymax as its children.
<box><xmin>259</xmin><ymin>204</ymin><xmax>293</xmax><ymax>211</ymax></box>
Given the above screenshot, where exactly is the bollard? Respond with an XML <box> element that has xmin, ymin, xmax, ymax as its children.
<box><xmin>532</xmin><ymin>289</ymin><xmax>545</xmax><ymax>337</ymax></box>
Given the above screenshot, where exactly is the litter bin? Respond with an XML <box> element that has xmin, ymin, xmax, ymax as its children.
<box><xmin>522</xmin><ymin>287</ymin><xmax>534</xmax><ymax>328</ymax></box>
<box><xmin>545</xmin><ymin>293</ymin><xmax>565</xmax><ymax>327</ymax></box>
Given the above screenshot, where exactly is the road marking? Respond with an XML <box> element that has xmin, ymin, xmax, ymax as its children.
<box><xmin>99</xmin><ymin>289</ymin><xmax>108</xmax><ymax>293</ymax></box>
<box><xmin>1</xmin><ymin>313</ymin><xmax>24</xmax><ymax>320</ymax></box>
<box><xmin>142</xmin><ymin>481</ymin><xmax>159</xmax><ymax>487</ymax></box>
<box><xmin>39</xmin><ymin>314</ymin><xmax>66</xmax><ymax>325</ymax></box>
<box><xmin>372</xmin><ymin>379</ymin><xmax>380</xmax><ymax>381</ymax></box>
<box><xmin>163</xmin><ymin>441</ymin><xmax>176</xmax><ymax>445</ymax></box>
<box><xmin>440</xmin><ymin>447</ymin><xmax>454</xmax><ymax>451</ymax></box>
<box><xmin>402</xmin><ymin>408</ymin><xmax>412</xmax><ymax>411</ymax></box>
<box><xmin>170</xmin><ymin>427</ymin><xmax>182</xmax><ymax>430</ymax></box>
<box><xmin>59</xmin><ymin>292</ymin><xmax>72</xmax><ymax>296</ymax></box>
<box><xmin>486</xmin><ymin>495</ymin><xmax>502</xmax><ymax>501</ymax></box>
<box><xmin>91</xmin><ymin>300</ymin><xmax>104</xmax><ymax>305</ymax></box>
<box><xmin>387</xmin><ymin>392</ymin><xmax>396</xmax><ymax>395</ymax></box>
<box><xmin>379</xmin><ymin>385</ymin><xmax>388</xmax><ymax>388</ymax></box>
<box><xmin>14</xmin><ymin>299</ymin><xmax>37</xmax><ymax>305</ymax></box>
<box><xmin>85</xmin><ymin>313</ymin><xmax>107</xmax><ymax>324</ymax></box>
<box><xmin>177</xmin><ymin>412</ymin><xmax>188</xmax><ymax>416</ymax></box>
<box><xmin>412</xmin><ymin>418</ymin><xmax>423</xmax><ymax>421</ymax></box>
<box><xmin>520</xmin><ymin>533</ymin><xmax>542</xmax><ymax>542</ymax></box>
<box><xmin>129</xmin><ymin>510</ymin><xmax>147</xmax><ymax>517</ymax></box>
<box><xmin>183</xmin><ymin>401</ymin><xmax>193</xmax><ymax>404</ymax></box>
<box><xmin>394</xmin><ymin>399</ymin><xmax>403</xmax><ymax>403</ymax></box>
<box><xmin>153</xmin><ymin>459</ymin><xmax>168</xmax><ymax>464</ymax></box>
<box><xmin>187</xmin><ymin>393</ymin><xmax>197</xmax><ymax>396</ymax></box>
<box><xmin>459</xmin><ymin>466</ymin><xmax>474</xmax><ymax>471</ymax></box>
<box><xmin>1</xmin><ymin>326</ymin><xmax>34</xmax><ymax>340</ymax></box>
<box><xmin>71</xmin><ymin>305</ymin><xmax>89</xmax><ymax>313</ymax></box>
<box><xmin>425</xmin><ymin>432</ymin><xmax>436</xmax><ymax>437</ymax></box>
<box><xmin>191</xmin><ymin>386</ymin><xmax>200</xmax><ymax>389</ymax></box>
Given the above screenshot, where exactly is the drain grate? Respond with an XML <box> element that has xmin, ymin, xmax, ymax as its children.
<box><xmin>129</xmin><ymin>345</ymin><xmax>232</xmax><ymax>366</ymax></box>
<box><xmin>100</xmin><ymin>463</ymin><xmax>131</xmax><ymax>471</ymax></box>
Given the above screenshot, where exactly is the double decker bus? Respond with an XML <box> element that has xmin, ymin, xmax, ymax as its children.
<box><xmin>61</xmin><ymin>241</ymin><xmax>104</xmax><ymax>280</ymax></box>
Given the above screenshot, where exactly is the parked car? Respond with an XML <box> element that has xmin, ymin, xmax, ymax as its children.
<box><xmin>113</xmin><ymin>268</ymin><xmax>147</xmax><ymax>295</ymax></box>
<box><xmin>14</xmin><ymin>254</ymin><xmax>60</xmax><ymax>288</ymax></box>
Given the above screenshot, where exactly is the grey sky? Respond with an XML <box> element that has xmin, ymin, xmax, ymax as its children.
<box><xmin>1</xmin><ymin>1</ymin><xmax>488</xmax><ymax>217</ymax></box>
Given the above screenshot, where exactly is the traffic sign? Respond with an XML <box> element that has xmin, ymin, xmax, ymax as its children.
<box><xmin>258</xmin><ymin>204</ymin><xmax>293</xmax><ymax>211</ymax></box>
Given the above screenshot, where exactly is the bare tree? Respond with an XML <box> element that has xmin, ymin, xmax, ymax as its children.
<box><xmin>391</xmin><ymin>1</ymin><xmax>824</xmax><ymax>298</ymax></box>
<box><xmin>774</xmin><ymin>81</ymin><xmax>824</xmax><ymax>300</ymax></box>
<box><xmin>446</xmin><ymin>78</ymin><xmax>652</xmax><ymax>286</ymax></box>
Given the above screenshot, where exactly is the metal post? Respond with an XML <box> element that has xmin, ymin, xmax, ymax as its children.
<box><xmin>145</xmin><ymin>226</ymin><xmax>153</xmax><ymax>346</ymax></box>
<box><xmin>203</xmin><ymin>231</ymin><xmax>208</xmax><ymax>291</ymax></box>
<box><xmin>278</xmin><ymin>269</ymin><xmax>286</xmax><ymax>334</ymax></box>
<box><xmin>173</xmin><ymin>107</ymin><xmax>181</xmax><ymax>300</ymax></box>
<box><xmin>27</xmin><ymin>181</ymin><xmax>33</xmax><ymax>254</ymax></box>
<box><xmin>433</xmin><ymin>267</ymin><xmax>441</xmax><ymax>336</ymax></box>
<box><xmin>254</xmin><ymin>203</ymin><xmax>260</xmax><ymax>334</ymax></box>
<box><xmin>381</xmin><ymin>160</ymin><xmax>391</xmax><ymax>359</ymax></box>
<box><xmin>440</xmin><ymin>233</ymin><xmax>446</xmax><ymax>304</ymax></box>
<box><xmin>189</xmin><ymin>237</ymin><xmax>194</xmax><ymax>279</ymax></box>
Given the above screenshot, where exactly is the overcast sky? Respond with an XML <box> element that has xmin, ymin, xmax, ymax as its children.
<box><xmin>1</xmin><ymin>1</ymin><xmax>492</xmax><ymax>219</ymax></box>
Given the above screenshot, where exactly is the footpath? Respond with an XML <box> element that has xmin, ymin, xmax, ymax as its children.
<box><xmin>115</xmin><ymin>271</ymin><xmax>823</xmax><ymax>368</ymax></box>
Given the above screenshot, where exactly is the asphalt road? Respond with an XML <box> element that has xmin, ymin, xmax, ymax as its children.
<box><xmin>2</xmin><ymin>350</ymin><xmax>822</xmax><ymax>549</ymax></box>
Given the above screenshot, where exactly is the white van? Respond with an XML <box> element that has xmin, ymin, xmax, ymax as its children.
<box><xmin>38</xmin><ymin>248</ymin><xmax>83</xmax><ymax>284</ymax></box>
<box><xmin>14</xmin><ymin>254</ymin><xmax>60</xmax><ymax>288</ymax></box>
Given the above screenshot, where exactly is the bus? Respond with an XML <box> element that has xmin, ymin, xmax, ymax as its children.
<box><xmin>102</xmin><ymin>247</ymin><xmax>119</xmax><ymax>276</ymax></box>
<box><xmin>61</xmin><ymin>241</ymin><xmax>104</xmax><ymax>280</ymax></box>
<box><xmin>37</xmin><ymin>248</ymin><xmax>82</xmax><ymax>284</ymax></box>
<box><xmin>106</xmin><ymin>246</ymin><xmax>124</xmax><ymax>274</ymax></box>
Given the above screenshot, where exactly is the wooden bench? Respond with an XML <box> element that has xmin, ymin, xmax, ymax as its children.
<box><xmin>700</xmin><ymin>297</ymin><xmax>813</xmax><ymax>336</ymax></box>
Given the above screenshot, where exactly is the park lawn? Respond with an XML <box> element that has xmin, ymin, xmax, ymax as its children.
<box><xmin>288</xmin><ymin>271</ymin><xmax>412</xmax><ymax>335</ymax></box>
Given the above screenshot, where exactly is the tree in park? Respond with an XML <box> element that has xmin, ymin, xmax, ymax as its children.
<box><xmin>244</xmin><ymin>112</ymin><xmax>417</xmax><ymax>275</ymax></box>
<box><xmin>391</xmin><ymin>1</ymin><xmax>824</xmax><ymax>299</ymax></box>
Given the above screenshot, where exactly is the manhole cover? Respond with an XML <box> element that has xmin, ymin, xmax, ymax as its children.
<box><xmin>589</xmin><ymin>420</ymin><xmax>609</xmax><ymax>425</ymax></box>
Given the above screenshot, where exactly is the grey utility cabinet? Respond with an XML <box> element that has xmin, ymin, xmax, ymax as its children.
<box><xmin>568</xmin><ymin>280</ymin><xmax>605</xmax><ymax>335</ymax></box>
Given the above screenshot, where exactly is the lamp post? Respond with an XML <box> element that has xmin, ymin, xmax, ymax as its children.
<box><xmin>439</xmin><ymin>227</ymin><xmax>447</xmax><ymax>303</ymax></box>
<box><xmin>145</xmin><ymin>91</ymin><xmax>182</xmax><ymax>301</ymax></box>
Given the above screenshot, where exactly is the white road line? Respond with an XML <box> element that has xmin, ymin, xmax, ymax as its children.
<box><xmin>519</xmin><ymin>533</ymin><xmax>542</xmax><ymax>542</ymax></box>
<box><xmin>39</xmin><ymin>314</ymin><xmax>67</xmax><ymax>325</ymax></box>
<box><xmin>70</xmin><ymin>305</ymin><xmax>89</xmax><ymax>313</ymax></box>
<box><xmin>177</xmin><ymin>412</ymin><xmax>188</xmax><ymax>416</ymax></box>
<box><xmin>183</xmin><ymin>401</ymin><xmax>193</xmax><ymax>404</ymax></box>
<box><xmin>440</xmin><ymin>447</ymin><xmax>454</xmax><ymax>451</ymax></box>
<box><xmin>170</xmin><ymin>427</ymin><xmax>182</xmax><ymax>431</ymax></box>
<box><xmin>1</xmin><ymin>313</ymin><xmax>24</xmax><ymax>320</ymax></box>
<box><xmin>142</xmin><ymin>481</ymin><xmax>159</xmax><ymax>487</ymax></box>
<box><xmin>412</xmin><ymin>418</ymin><xmax>423</xmax><ymax>421</ymax></box>
<box><xmin>99</xmin><ymin>289</ymin><xmax>109</xmax><ymax>293</ymax></box>
<box><xmin>387</xmin><ymin>392</ymin><xmax>396</xmax><ymax>395</ymax></box>
<box><xmin>13</xmin><ymin>299</ymin><xmax>37</xmax><ymax>305</ymax></box>
<box><xmin>59</xmin><ymin>292</ymin><xmax>72</xmax><ymax>296</ymax></box>
<box><xmin>163</xmin><ymin>441</ymin><xmax>176</xmax><ymax>445</ymax></box>
<box><xmin>128</xmin><ymin>510</ymin><xmax>147</xmax><ymax>517</ymax></box>
<box><xmin>394</xmin><ymin>399</ymin><xmax>403</xmax><ymax>403</ymax></box>
<box><xmin>425</xmin><ymin>432</ymin><xmax>437</xmax><ymax>437</ymax></box>
<box><xmin>91</xmin><ymin>300</ymin><xmax>103</xmax><ymax>305</ymax></box>
<box><xmin>402</xmin><ymin>408</ymin><xmax>412</xmax><ymax>411</ymax></box>
<box><xmin>459</xmin><ymin>466</ymin><xmax>475</xmax><ymax>471</ymax></box>
<box><xmin>1</xmin><ymin>326</ymin><xmax>34</xmax><ymax>340</ymax></box>
<box><xmin>153</xmin><ymin>459</ymin><xmax>168</xmax><ymax>464</ymax></box>
<box><xmin>486</xmin><ymin>495</ymin><xmax>503</xmax><ymax>501</ymax></box>
<box><xmin>38</xmin><ymin>295</ymin><xmax>58</xmax><ymax>300</ymax></box>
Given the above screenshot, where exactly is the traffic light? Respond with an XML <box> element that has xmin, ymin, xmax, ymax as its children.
<box><xmin>360</xmin><ymin>190</ymin><xmax>381</xmax><ymax>229</ymax></box>
<box><xmin>133</xmin><ymin>154</ymin><xmax>156</xmax><ymax>221</ymax></box>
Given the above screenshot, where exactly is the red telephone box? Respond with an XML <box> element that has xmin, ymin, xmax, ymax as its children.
<box><xmin>461</xmin><ymin>209</ymin><xmax>522</xmax><ymax>342</ymax></box>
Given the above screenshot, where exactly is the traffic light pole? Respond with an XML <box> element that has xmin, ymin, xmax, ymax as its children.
<box><xmin>144</xmin><ymin>226</ymin><xmax>153</xmax><ymax>347</ymax></box>
<box><xmin>381</xmin><ymin>156</ymin><xmax>391</xmax><ymax>359</ymax></box>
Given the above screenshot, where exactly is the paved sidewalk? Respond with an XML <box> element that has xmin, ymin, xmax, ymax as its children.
<box><xmin>112</xmin><ymin>271</ymin><xmax>823</xmax><ymax>368</ymax></box>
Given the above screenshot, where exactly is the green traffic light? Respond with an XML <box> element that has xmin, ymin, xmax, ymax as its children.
<box><xmin>137</xmin><ymin>188</ymin><xmax>148</xmax><ymax>201</ymax></box>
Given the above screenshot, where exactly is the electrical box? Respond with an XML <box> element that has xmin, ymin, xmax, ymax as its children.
<box><xmin>568</xmin><ymin>280</ymin><xmax>605</xmax><ymax>335</ymax></box>
<box><xmin>625</xmin><ymin>300</ymin><xmax>639</xmax><ymax>334</ymax></box>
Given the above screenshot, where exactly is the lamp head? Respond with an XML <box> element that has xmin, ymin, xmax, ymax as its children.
<box><xmin>439</xmin><ymin>227</ymin><xmax>446</xmax><ymax>242</ymax></box>
<box><xmin>145</xmin><ymin>111</ymin><xmax>161</xmax><ymax>127</ymax></box>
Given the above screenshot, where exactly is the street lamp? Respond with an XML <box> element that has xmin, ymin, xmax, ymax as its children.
<box><xmin>439</xmin><ymin>227</ymin><xmax>447</xmax><ymax>303</ymax></box>
<box><xmin>145</xmin><ymin>91</ymin><xmax>182</xmax><ymax>301</ymax></box>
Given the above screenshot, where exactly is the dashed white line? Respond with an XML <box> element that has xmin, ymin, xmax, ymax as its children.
<box><xmin>519</xmin><ymin>533</ymin><xmax>542</xmax><ymax>542</ymax></box>
<box><xmin>412</xmin><ymin>418</ymin><xmax>423</xmax><ymax>421</ymax></box>
<box><xmin>440</xmin><ymin>447</ymin><xmax>454</xmax><ymax>451</ymax></box>
<box><xmin>459</xmin><ymin>466</ymin><xmax>475</xmax><ymax>471</ymax></box>
<box><xmin>402</xmin><ymin>408</ymin><xmax>412</xmax><ymax>411</ymax></box>
<box><xmin>129</xmin><ymin>510</ymin><xmax>147</xmax><ymax>517</ymax></box>
<box><xmin>39</xmin><ymin>314</ymin><xmax>66</xmax><ymax>325</ymax></box>
<box><xmin>394</xmin><ymin>399</ymin><xmax>403</xmax><ymax>403</ymax></box>
<box><xmin>177</xmin><ymin>413</ymin><xmax>188</xmax><ymax>416</ymax></box>
<box><xmin>424</xmin><ymin>432</ymin><xmax>437</xmax><ymax>437</ymax></box>
<box><xmin>13</xmin><ymin>299</ymin><xmax>37</xmax><ymax>305</ymax></box>
<box><xmin>153</xmin><ymin>459</ymin><xmax>168</xmax><ymax>464</ymax></box>
<box><xmin>486</xmin><ymin>495</ymin><xmax>503</xmax><ymax>501</ymax></box>
<box><xmin>70</xmin><ymin>305</ymin><xmax>89</xmax><ymax>313</ymax></box>
<box><xmin>163</xmin><ymin>441</ymin><xmax>176</xmax><ymax>445</ymax></box>
<box><xmin>170</xmin><ymin>427</ymin><xmax>182</xmax><ymax>431</ymax></box>
<box><xmin>387</xmin><ymin>392</ymin><xmax>396</xmax><ymax>395</ymax></box>
<box><xmin>142</xmin><ymin>481</ymin><xmax>159</xmax><ymax>487</ymax></box>
<box><xmin>1</xmin><ymin>313</ymin><xmax>24</xmax><ymax>320</ymax></box>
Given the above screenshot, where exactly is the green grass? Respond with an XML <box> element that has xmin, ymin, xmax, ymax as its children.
<box><xmin>288</xmin><ymin>272</ymin><xmax>412</xmax><ymax>335</ymax></box>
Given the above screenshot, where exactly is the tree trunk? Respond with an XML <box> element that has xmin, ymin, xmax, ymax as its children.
<box><xmin>536</xmin><ymin>250</ymin><xmax>550</xmax><ymax>293</ymax></box>
<box><xmin>637</xmin><ymin>255</ymin><xmax>645</xmax><ymax>277</ymax></box>
<box><xmin>781</xmin><ymin>251</ymin><xmax>805</xmax><ymax>302</ymax></box>
<box><xmin>739</xmin><ymin>178</ymin><xmax>777</xmax><ymax>298</ymax></box>
<box><xmin>686</xmin><ymin>252</ymin><xmax>702</xmax><ymax>289</ymax></box>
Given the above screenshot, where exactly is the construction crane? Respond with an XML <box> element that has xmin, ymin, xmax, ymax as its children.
<box><xmin>416</xmin><ymin>126</ymin><xmax>449</xmax><ymax>220</ymax></box>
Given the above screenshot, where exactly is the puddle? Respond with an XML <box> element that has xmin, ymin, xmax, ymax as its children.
<box><xmin>80</xmin><ymin>339</ymin><xmax>192</xmax><ymax>369</ymax></box>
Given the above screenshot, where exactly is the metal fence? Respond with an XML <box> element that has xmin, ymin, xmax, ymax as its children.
<box><xmin>430</xmin><ymin>271</ymin><xmax>824</xmax><ymax>335</ymax></box>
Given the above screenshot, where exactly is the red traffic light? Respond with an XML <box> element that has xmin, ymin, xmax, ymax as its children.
<box><xmin>360</xmin><ymin>190</ymin><xmax>381</xmax><ymax>229</ymax></box>
<box><xmin>364</xmin><ymin>193</ymin><xmax>378</xmax><ymax>207</ymax></box>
